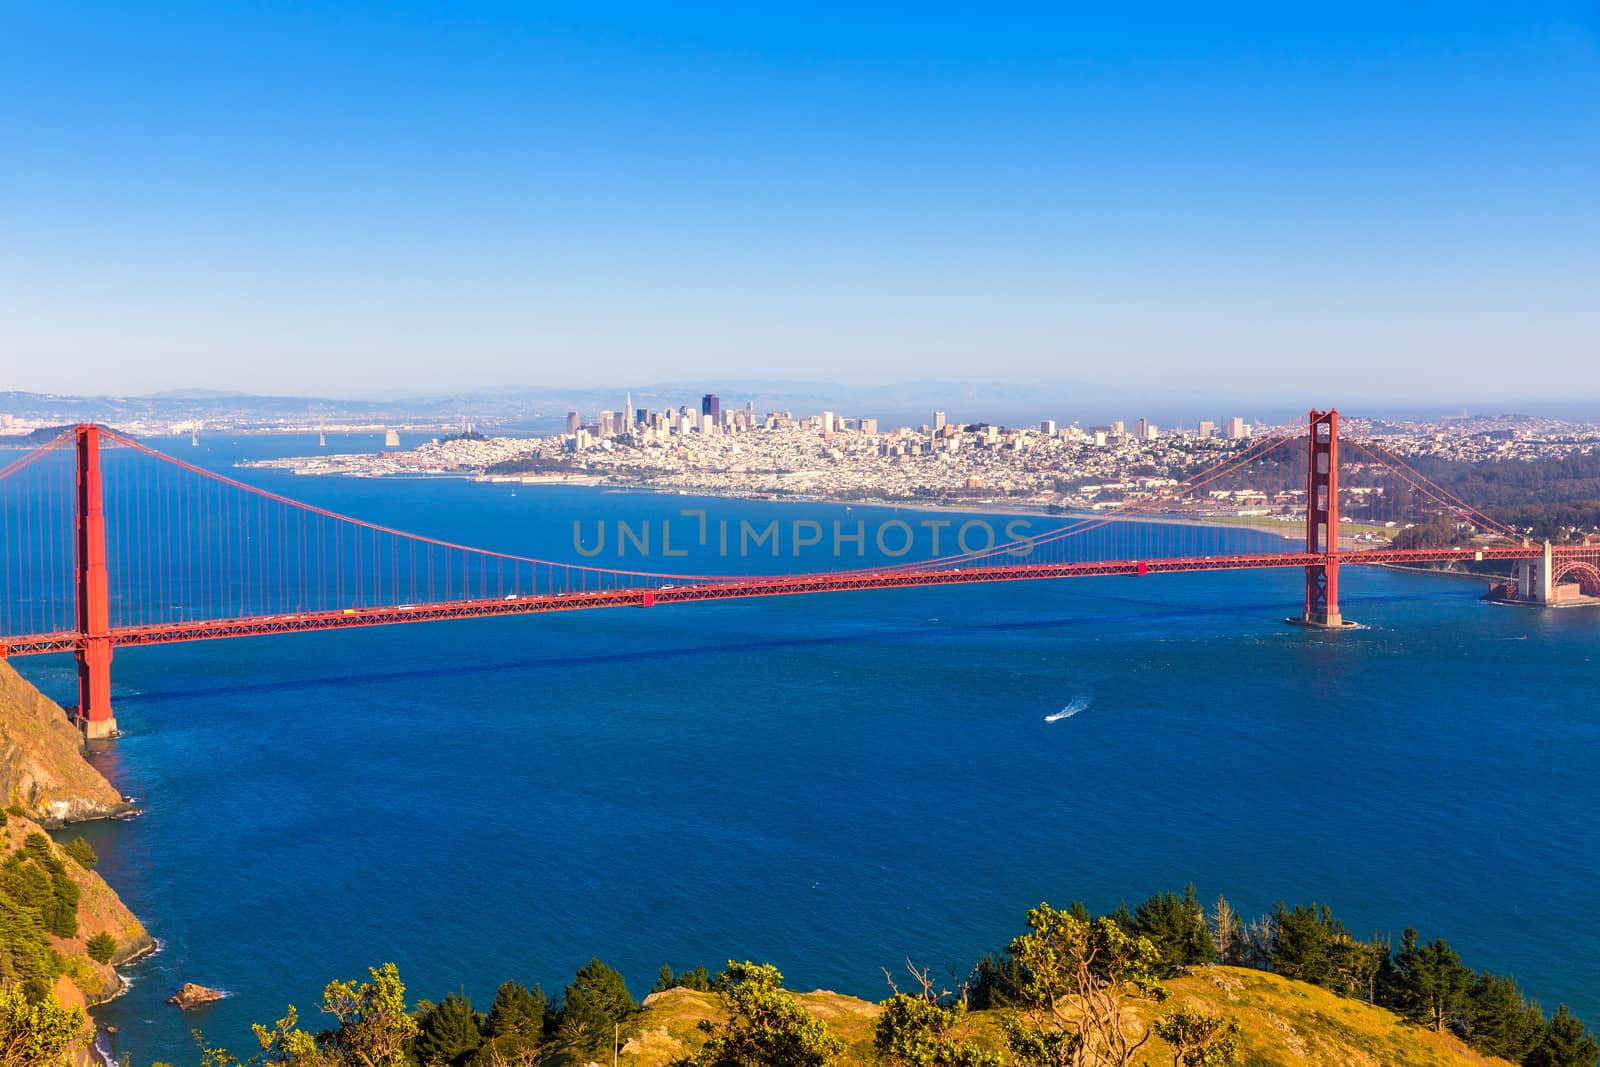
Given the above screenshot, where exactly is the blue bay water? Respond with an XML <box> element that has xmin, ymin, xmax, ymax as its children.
<box><xmin>8</xmin><ymin>433</ymin><xmax>1598</xmax><ymax>1061</ymax></box>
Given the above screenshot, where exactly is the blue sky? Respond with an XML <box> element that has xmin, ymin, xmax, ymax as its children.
<box><xmin>1</xmin><ymin>2</ymin><xmax>1597</xmax><ymax>402</ymax></box>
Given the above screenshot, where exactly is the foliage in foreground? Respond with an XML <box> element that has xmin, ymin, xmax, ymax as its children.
<box><xmin>0</xmin><ymin>886</ymin><xmax>1587</xmax><ymax>1067</ymax></box>
<box><xmin>0</xmin><ymin>985</ymin><xmax>90</xmax><ymax>1067</ymax></box>
<box><xmin>671</xmin><ymin>961</ymin><xmax>843</xmax><ymax>1067</ymax></box>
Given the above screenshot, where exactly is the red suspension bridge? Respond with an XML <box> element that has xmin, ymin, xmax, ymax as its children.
<box><xmin>0</xmin><ymin>410</ymin><xmax>1595</xmax><ymax>739</ymax></box>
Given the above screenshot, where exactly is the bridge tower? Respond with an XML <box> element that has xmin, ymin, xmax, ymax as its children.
<box><xmin>74</xmin><ymin>424</ymin><xmax>117</xmax><ymax>738</ymax></box>
<box><xmin>1299</xmin><ymin>409</ymin><xmax>1350</xmax><ymax>629</ymax></box>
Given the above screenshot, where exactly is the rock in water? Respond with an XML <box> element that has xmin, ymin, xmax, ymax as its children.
<box><xmin>169</xmin><ymin>983</ymin><xmax>225</xmax><ymax>1010</ymax></box>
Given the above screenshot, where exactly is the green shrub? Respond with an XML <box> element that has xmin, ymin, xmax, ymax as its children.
<box><xmin>63</xmin><ymin>838</ymin><xmax>98</xmax><ymax>870</ymax></box>
<box><xmin>86</xmin><ymin>932</ymin><xmax>117</xmax><ymax>965</ymax></box>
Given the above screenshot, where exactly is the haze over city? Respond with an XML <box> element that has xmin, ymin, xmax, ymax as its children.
<box><xmin>3</xmin><ymin>3</ymin><xmax>1598</xmax><ymax>404</ymax></box>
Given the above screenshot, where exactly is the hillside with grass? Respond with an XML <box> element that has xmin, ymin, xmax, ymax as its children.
<box><xmin>618</xmin><ymin>969</ymin><xmax>1516</xmax><ymax>1067</ymax></box>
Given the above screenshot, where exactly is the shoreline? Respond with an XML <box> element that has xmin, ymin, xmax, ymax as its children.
<box><xmin>251</xmin><ymin>461</ymin><xmax>1330</xmax><ymax>540</ymax></box>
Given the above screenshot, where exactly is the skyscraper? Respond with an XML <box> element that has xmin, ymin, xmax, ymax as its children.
<box><xmin>934</xmin><ymin>411</ymin><xmax>947</xmax><ymax>432</ymax></box>
<box><xmin>565</xmin><ymin>411</ymin><xmax>580</xmax><ymax>434</ymax></box>
<box><xmin>702</xmin><ymin>394</ymin><xmax>720</xmax><ymax>422</ymax></box>
<box><xmin>1226</xmin><ymin>416</ymin><xmax>1249</xmax><ymax>439</ymax></box>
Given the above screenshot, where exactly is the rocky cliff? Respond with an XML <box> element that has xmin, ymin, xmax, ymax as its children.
<box><xmin>0</xmin><ymin>661</ymin><xmax>134</xmax><ymax>824</ymax></box>
<box><xmin>1</xmin><ymin>812</ymin><xmax>157</xmax><ymax>1004</ymax></box>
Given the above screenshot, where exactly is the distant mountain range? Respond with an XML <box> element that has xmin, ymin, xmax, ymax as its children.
<box><xmin>3</xmin><ymin>383</ymin><xmax>1595</xmax><ymax>431</ymax></box>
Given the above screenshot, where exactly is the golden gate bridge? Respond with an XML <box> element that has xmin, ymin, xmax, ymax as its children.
<box><xmin>0</xmin><ymin>410</ymin><xmax>1595</xmax><ymax>739</ymax></box>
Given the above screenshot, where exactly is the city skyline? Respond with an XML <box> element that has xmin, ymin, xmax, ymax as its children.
<box><xmin>2</xmin><ymin>4</ymin><xmax>1598</xmax><ymax>402</ymax></box>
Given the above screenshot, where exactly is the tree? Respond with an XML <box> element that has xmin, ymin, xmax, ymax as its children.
<box><xmin>0</xmin><ymin>985</ymin><xmax>91</xmax><ymax>1067</ymax></box>
<box><xmin>1210</xmin><ymin>897</ymin><xmax>1241</xmax><ymax>967</ymax></box>
<box><xmin>650</xmin><ymin>966</ymin><xmax>677</xmax><ymax>996</ymax></box>
<box><xmin>254</xmin><ymin>962</ymin><xmax>419</xmax><ymax>1067</ymax></box>
<box><xmin>1389</xmin><ymin>930</ymin><xmax>1472</xmax><ymax>1033</ymax></box>
<box><xmin>556</xmin><ymin>959</ymin><xmax>635</xmax><ymax>1051</ymax></box>
<box><xmin>1000</xmin><ymin>903</ymin><xmax>1165</xmax><ymax>1067</ymax></box>
<box><xmin>1459</xmin><ymin>972</ymin><xmax>1546</xmax><ymax>1062</ymax></box>
<box><xmin>1151</xmin><ymin>1005</ymin><xmax>1243</xmax><ymax>1067</ymax></box>
<box><xmin>414</xmin><ymin>991</ymin><xmax>484</xmax><ymax>1067</ymax></box>
<box><xmin>967</xmin><ymin>953</ymin><xmax>1026</xmax><ymax>1010</ymax></box>
<box><xmin>86</xmin><ymin>932</ymin><xmax>117</xmax><ymax>965</ymax></box>
<box><xmin>1267</xmin><ymin>904</ymin><xmax>1343</xmax><ymax>986</ymax></box>
<box><xmin>652</xmin><ymin>965</ymin><xmax>713</xmax><ymax>995</ymax></box>
<box><xmin>1459</xmin><ymin>972</ymin><xmax>1542</xmax><ymax>1062</ymax></box>
<box><xmin>1325</xmin><ymin>934</ymin><xmax>1385</xmax><ymax>1002</ymax></box>
<box><xmin>61</xmin><ymin>839</ymin><xmax>97</xmax><ymax>871</ymax></box>
<box><xmin>874</xmin><ymin>994</ymin><xmax>998</xmax><ymax>1067</ymax></box>
<box><xmin>670</xmin><ymin>961</ymin><xmax>842</xmax><ymax>1067</ymax></box>
<box><xmin>1528</xmin><ymin>1006</ymin><xmax>1600</xmax><ymax>1067</ymax></box>
<box><xmin>1131</xmin><ymin>887</ymin><xmax>1215</xmax><ymax>975</ymax></box>
<box><xmin>485</xmin><ymin>981</ymin><xmax>546</xmax><ymax>1041</ymax></box>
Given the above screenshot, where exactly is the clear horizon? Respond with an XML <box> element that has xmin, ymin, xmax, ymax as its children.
<box><xmin>2</xmin><ymin>3</ymin><xmax>1597</xmax><ymax>402</ymax></box>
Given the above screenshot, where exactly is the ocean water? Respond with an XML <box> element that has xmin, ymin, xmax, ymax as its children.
<box><xmin>6</xmin><ymin>434</ymin><xmax>1598</xmax><ymax>1061</ymax></box>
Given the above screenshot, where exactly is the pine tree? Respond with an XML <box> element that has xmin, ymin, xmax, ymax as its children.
<box><xmin>1390</xmin><ymin>929</ymin><xmax>1473</xmax><ymax>1033</ymax></box>
<box><xmin>1211</xmin><ymin>895</ymin><xmax>1242</xmax><ymax>966</ymax></box>
<box><xmin>558</xmin><ymin>958</ymin><xmax>636</xmax><ymax>1050</ymax></box>
<box><xmin>414</xmin><ymin>990</ymin><xmax>484</xmax><ymax>1067</ymax></box>
<box><xmin>1461</xmin><ymin>972</ymin><xmax>1546</xmax><ymax>1062</ymax></box>
<box><xmin>1528</xmin><ymin>1005</ymin><xmax>1600</xmax><ymax>1067</ymax></box>
<box><xmin>1132</xmin><ymin>886</ymin><xmax>1216</xmax><ymax>975</ymax></box>
<box><xmin>1267</xmin><ymin>904</ymin><xmax>1341</xmax><ymax>986</ymax></box>
<box><xmin>485</xmin><ymin>980</ymin><xmax>546</xmax><ymax>1040</ymax></box>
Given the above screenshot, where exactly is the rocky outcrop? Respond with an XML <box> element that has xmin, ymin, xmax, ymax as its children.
<box><xmin>0</xmin><ymin>660</ymin><xmax>136</xmax><ymax>824</ymax></box>
<box><xmin>168</xmin><ymin>984</ymin><xmax>225</xmax><ymax>1010</ymax></box>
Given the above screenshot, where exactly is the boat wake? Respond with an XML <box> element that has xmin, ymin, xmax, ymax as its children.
<box><xmin>1045</xmin><ymin>696</ymin><xmax>1091</xmax><ymax>723</ymax></box>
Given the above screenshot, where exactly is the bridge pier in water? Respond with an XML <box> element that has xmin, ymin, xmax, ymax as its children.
<box><xmin>1295</xmin><ymin>408</ymin><xmax>1356</xmax><ymax>630</ymax></box>
<box><xmin>74</xmin><ymin>425</ymin><xmax>117</xmax><ymax>739</ymax></box>
<box><xmin>1509</xmin><ymin>542</ymin><xmax>1557</xmax><ymax>605</ymax></box>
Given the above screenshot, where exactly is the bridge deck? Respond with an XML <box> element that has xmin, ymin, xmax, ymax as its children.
<box><xmin>0</xmin><ymin>545</ymin><xmax>1543</xmax><ymax>657</ymax></box>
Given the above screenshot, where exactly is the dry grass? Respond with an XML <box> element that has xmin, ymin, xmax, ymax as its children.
<box><xmin>619</xmin><ymin>969</ymin><xmax>1517</xmax><ymax>1067</ymax></box>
